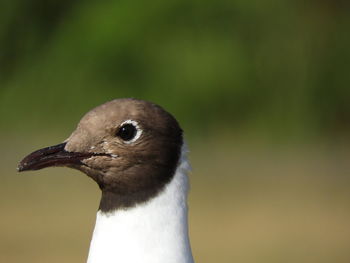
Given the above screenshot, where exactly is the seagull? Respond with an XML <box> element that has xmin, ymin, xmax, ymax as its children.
<box><xmin>18</xmin><ymin>98</ymin><xmax>194</xmax><ymax>263</ymax></box>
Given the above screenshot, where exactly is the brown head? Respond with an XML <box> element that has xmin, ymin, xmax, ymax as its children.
<box><xmin>18</xmin><ymin>98</ymin><xmax>183</xmax><ymax>212</ymax></box>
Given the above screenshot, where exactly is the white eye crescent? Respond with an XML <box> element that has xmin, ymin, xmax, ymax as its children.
<box><xmin>117</xmin><ymin>120</ymin><xmax>143</xmax><ymax>144</ymax></box>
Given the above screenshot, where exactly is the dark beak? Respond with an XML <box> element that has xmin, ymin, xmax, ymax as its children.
<box><xmin>18</xmin><ymin>143</ymin><xmax>98</xmax><ymax>172</ymax></box>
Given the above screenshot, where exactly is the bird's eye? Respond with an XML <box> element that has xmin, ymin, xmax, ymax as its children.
<box><xmin>116</xmin><ymin>123</ymin><xmax>137</xmax><ymax>141</ymax></box>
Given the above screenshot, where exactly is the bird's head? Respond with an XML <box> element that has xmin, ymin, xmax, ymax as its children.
<box><xmin>18</xmin><ymin>99</ymin><xmax>183</xmax><ymax>211</ymax></box>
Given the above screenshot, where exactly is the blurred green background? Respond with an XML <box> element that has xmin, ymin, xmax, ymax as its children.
<box><xmin>1</xmin><ymin>0</ymin><xmax>350</xmax><ymax>262</ymax></box>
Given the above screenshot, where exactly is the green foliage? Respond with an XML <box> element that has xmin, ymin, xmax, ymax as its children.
<box><xmin>0</xmin><ymin>0</ymin><xmax>349</xmax><ymax>139</ymax></box>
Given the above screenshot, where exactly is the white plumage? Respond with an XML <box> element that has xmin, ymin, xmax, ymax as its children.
<box><xmin>87</xmin><ymin>144</ymin><xmax>194</xmax><ymax>263</ymax></box>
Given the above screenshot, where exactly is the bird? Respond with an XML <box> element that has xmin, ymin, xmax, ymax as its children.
<box><xmin>18</xmin><ymin>98</ymin><xmax>194</xmax><ymax>263</ymax></box>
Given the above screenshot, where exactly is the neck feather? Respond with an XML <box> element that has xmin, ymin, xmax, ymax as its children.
<box><xmin>87</xmin><ymin>145</ymin><xmax>194</xmax><ymax>263</ymax></box>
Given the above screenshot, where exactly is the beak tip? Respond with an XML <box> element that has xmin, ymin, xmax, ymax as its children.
<box><xmin>17</xmin><ymin>162</ymin><xmax>26</xmax><ymax>172</ymax></box>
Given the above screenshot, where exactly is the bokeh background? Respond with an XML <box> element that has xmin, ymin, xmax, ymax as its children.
<box><xmin>1</xmin><ymin>0</ymin><xmax>350</xmax><ymax>262</ymax></box>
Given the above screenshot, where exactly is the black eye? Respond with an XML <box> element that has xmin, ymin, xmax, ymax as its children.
<box><xmin>116</xmin><ymin>124</ymin><xmax>137</xmax><ymax>141</ymax></box>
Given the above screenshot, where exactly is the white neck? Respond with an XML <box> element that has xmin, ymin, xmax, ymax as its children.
<box><xmin>87</xmin><ymin>146</ymin><xmax>194</xmax><ymax>263</ymax></box>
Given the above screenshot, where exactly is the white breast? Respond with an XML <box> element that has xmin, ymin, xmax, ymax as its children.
<box><xmin>87</xmin><ymin>145</ymin><xmax>194</xmax><ymax>263</ymax></box>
